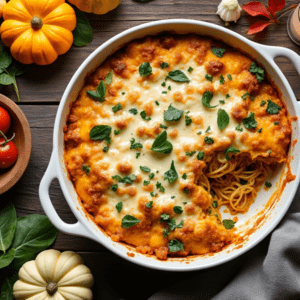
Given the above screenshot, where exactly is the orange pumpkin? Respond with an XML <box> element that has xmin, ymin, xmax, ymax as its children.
<box><xmin>0</xmin><ymin>0</ymin><xmax>76</xmax><ymax>65</ymax></box>
<box><xmin>68</xmin><ymin>0</ymin><xmax>120</xmax><ymax>15</ymax></box>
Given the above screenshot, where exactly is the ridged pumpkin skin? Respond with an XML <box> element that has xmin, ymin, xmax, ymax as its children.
<box><xmin>13</xmin><ymin>250</ymin><xmax>94</xmax><ymax>300</ymax></box>
<box><xmin>0</xmin><ymin>0</ymin><xmax>76</xmax><ymax>65</ymax></box>
<box><xmin>68</xmin><ymin>0</ymin><xmax>120</xmax><ymax>14</ymax></box>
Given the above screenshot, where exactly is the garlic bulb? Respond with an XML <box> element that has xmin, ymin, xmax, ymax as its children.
<box><xmin>217</xmin><ymin>0</ymin><xmax>242</xmax><ymax>24</ymax></box>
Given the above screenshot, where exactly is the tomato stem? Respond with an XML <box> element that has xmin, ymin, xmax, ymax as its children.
<box><xmin>0</xmin><ymin>131</ymin><xmax>15</xmax><ymax>146</ymax></box>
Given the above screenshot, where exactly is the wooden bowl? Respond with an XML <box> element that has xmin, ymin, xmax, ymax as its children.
<box><xmin>0</xmin><ymin>94</ymin><xmax>32</xmax><ymax>194</ymax></box>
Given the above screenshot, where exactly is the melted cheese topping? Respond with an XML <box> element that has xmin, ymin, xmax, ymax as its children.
<box><xmin>64</xmin><ymin>34</ymin><xmax>291</xmax><ymax>259</ymax></box>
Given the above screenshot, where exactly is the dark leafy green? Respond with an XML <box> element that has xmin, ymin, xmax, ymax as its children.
<box><xmin>173</xmin><ymin>206</ymin><xmax>183</xmax><ymax>214</ymax></box>
<box><xmin>129</xmin><ymin>108</ymin><xmax>138</xmax><ymax>115</ymax></box>
<box><xmin>212</xmin><ymin>200</ymin><xmax>218</xmax><ymax>208</ymax></box>
<box><xmin>0</xmin><ymin>248</ymin><xmax>15</xmax><ymax>269</ymax></box>
<box><xmin>121</xmin><ymin>215</ymin><xmax>141</xmax><ymax>228</ymax></box>
<box><xmin>112</xmin><ymin>174</ymin><xmax>136</xmax><ymax>184</ymax></box>
<box><xmin>185</xmin><ymin>114</ymin><xmax>192</xmax><ymax>126</ymax></box>
<box><xmin>82</xmin><ymin>165</ymin><xmax>90</xmax><ymax>175</ymax></box>
<box><xmin>235</xmin><ymin>123</ymin><xmax>243</xmax><ymax>132</ymax></box>
<box><xmin>164</xmin><ymin>160</ymin><xmax>178</xmax><ymax>183</ymax></box>
<box><xmin>87</xmin><ymin>80</ymin><xmax>105</xmax><ymax>102</ymax></box>
<box><xmin>130</xmin><ymin>138</ymin><xmax>143</xmax><ymax>149</ymax></box>
<box><xmin>249</xmin><ymin>62</ymin><xmax>265</xmax><ymax>83</ymax></box>
<box><xmin>145</xmin><ymin>201</ymin><xmax>153</xmax><ymax>209</ymax></box>
<box><xmin>243</xmin><ymin>112</ymin><xmax>257</xmax><ymax>129</ymax></box>
<box><xmin>211</xmin><ymin>47</ymin><xmax>226</xmax><ymax>57</ymax></box>
<box><xmin>167</xmin><ymin>70</ymin><xmax>190</xmax><ymax>83</ymax></box>
<box><xmin>140</xmin><ymin>110</ymin><xmax>151</xmax><ymax>121</ymax></box>
<box><xmin>105</xmin><ymin>70</ymin><xmax>113</xmax><ymax>84</ymax></box>
<box><xmin>139</xmin><ymin>62</ymin><xmax>152</xmax><ymax>77</ymax></box>
<box><xmin>73</xmin><ymin>10</ymin><xmax>93</xmax><ymax>47</ymax></box>
<box><xmin>204</xmin><ymin>136</ymin><xmax>214</xmax><ymax>144</ymax></box>
<box><xmin>265</xmin><ymin>181</ymin><xmax>272</xmax><ymax>188</ymax></box>
<box><xmin>140</xmin><ymin>166</ymin><xmax>151</xmax><ymax>173</ymax></box>
<box><xmin>90</xmin><ymin>125</ymin><xmax>111</xmax><ymax>143</ymax></box>
<box><xmin>205</xmin><ymin>74</ymin><xmax>213</xmax><ymax>82</ymax></box>
<box><xmin>161</xmin><ymin>62</ymin><xmax>169</xmax><ymax>69</ymax></box>
<box><xmin>112</xmin><ymin>103</ymin><xmax>122</xmax><ymax>113</ymax></box>
<box><xmin>241</xmin><ymin>92</ymin><xmax>255</xmax><ymax>101</ymax></box>
<box><xmin>0</xmin><ymin>272</ymin><xmax>18</xmax><ymax>300</ymax></box>
<box><xmin>116</xmin><ymin>202</ymin><xmax>123</xmax><ymax>213</ymax></box>
<box><xmin>151</xmin><ymin>131</ymin><xmax>173</xmax><ymax>154</ymax></box>
<box><xmin>220</xmin><ymin>75</ymin><xmax>225</xmax><ymax>84</ymax></box>
<box><xmin>266</xmin><ymin>99</ymin><xmax>282</xmax><ymax>115</ymax></box>
<box><xmin>168</xmin><ymin>239</ymin><xmax>184</xmax><ymax>252</ymax></box>
<box><xmin>222</xmin><ymin>219</ymin><xmax>236</xmax><ymax>229</ymax></box>
<box><xmin>217</xmin><ymin>109</ymin><xmax>229</xmax><ymax>130</ymax></box>
<box><xmin>225</xmin><ymin>146</ymin><xmax>240</xmax><ymax>160</ymax></box>
<box><xmin>202</xmin><ymin>91</ymin><xmax>217</xmax><ymax>108</ymax></box>
<box><xmin>197</xmin><ymin>151</ymin><xmax>204</xmax><ymax>160</ymax></box>
<box><xmin>188</xmin><ymin>67</ymin><xmax>193</xmax><ymax>73</ymax></box>
<box><xmin>164</xmin><ymin>105</ymin><xmax>183</xmax><ymax>122</ymax></box>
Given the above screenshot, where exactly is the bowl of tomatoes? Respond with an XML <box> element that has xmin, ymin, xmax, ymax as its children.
<box><xmin>0</xmin><ymin>94</ymin><xmax>32</xmax><ymax>194</ymax></box>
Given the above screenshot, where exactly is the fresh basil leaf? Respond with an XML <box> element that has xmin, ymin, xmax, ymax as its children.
<box><xmin>164</xmin><ymin>105</ymin><xmax>183</xmax><ymax>122</ymax></box>
<box><xmin>266</xmin><ymin>99</ymin><xmax>282</xmax><ymax>115</ymax></box>
<box><xmin>0</xmin><ymin>248</ymin><xmax>15</xmax><ymax>269</ymax></box>
<box><xmin>82</xmin><ymin>165</ymin><xmax>90</xmax><ymax>175</ymax></box>
<box><xmin>11</xmin><ymin>215</ymin><xmax>58</xmax><ymax>269</ymax></box>
<box><xmin>87</xmin><ymin>80</ymin><xmax>105</xmax><ymax>102</ymax></box>
<box><xmin>149</xmin><ymin>173</ymin><xmax>155</xmax><ymax>179</ymax></box>
<box><xmin>161</xmin><ymin>62</ymin><xmax>169</xmax><ymax>69</ymax></box>
<box><xmin>202</xmin><ymin>91</ymin><xmax>217</xmax><ymax>108</ymax></box>
<box><xmin>249</xmin><ymin>62</ymin><xmax>265</xmax><ymax>83</ymax></box>
<box><xmin>130</xmin><ymin>138</ymin><xmax>143</xmax><ymax>149</ymax></box>
<box><xmin>222</xmin><ymin>219</ymin><xmax>236</xmax><ymax>229</ymax></box>
<box><xmin>164</xmin><ymin>160</ymin><xmax>178</xmax><ymax>183</ymax></box>
<box><xmin>139</xmin><ymin>62</ymin><xmax>152</xmax><ymax>77</ymax></box>
<box><xmin>204</xmin><ymin>136</ymin><xmax>214</xmax><ymax>144</ymax></box>
<box><xmin>211</xmin><ymin>47</ymin><xmax>226</xmax><ymax>58</ymax></box>
<box><xmin>90</xmin><ymin>125</ymin><xmax>111</xmax><ymax>144</ymax></box>
<box><xmin>129</xmin><ymin>108</ymin><xmax>138</xmax><ymax>115</ymax></box>
<box><xmin>167</xmin><ymin>70</ymin><xmax>190</xmax><ymax>83</ymax></box>
<box><xmin>105</xmin><ymin>70</ymin><xmax>113</xmax><ymax>84</ymax></box>
<box><xmin>145</xmin><ymin>201</ymin><xmax>153</xmax><ymax>209</ymax></box>
<box><xmin>140</xmin><ymin>166</ymin><xmax>151</xmax><ymax>173</ymax></box>
<box><xmin>173</xmin><ymin>206</ymin><xmax>183</xmax><ymax>214</ymax></box>
<box><xmin>225</xmin><ymin>146</ymin><xmax>240</xmax><ymax>160</ymax></box>
<box><xmin>0</xmin><ymin>74</ymin><xmax>14</xmax><ymax>86</ymax></box>
<box><xmin>217</xmin><ymin>108</ymin><xmax>229</xmax><ymax>130</ymax></box>
<box><xmin>197</xmin><ymin>151</ymin><xmax>204</xmax><ymax>160</ymax></box>
<box><xmin>185</xmin><ymin>114</ymin><xmax>192</xmax><ymax>126</ymax></box>
<box><xmin>112</xmin><ymin>103</ymin><xmax>122</xmax><ymax>113</ymax></box>
<box><xmin>168</xmin><ymin>239</ymin><xmax>184</xmax><ymax>252</ymax></box>
<box><xmin>73</xmin><ymin>10</ymin><xmax>93</xmax><ymax>47</ymax></box>
<box><xmin>116</xmin><ymin>202</ymin><xmax>123</xmax><ymax>213</ymax></box>
<box><xmin>0</xmin><ymin>203</ymin><xmax>17</xmax><ymax>252</ymax></box>
<box><xmin>205</xmin><ymin>74</ymin><xmax>213</xmax><ymax>82</ymax></box>
<box><xmin>151</xmin><ymin>131</ymin><xmax>173</xmax><ymax>154</ymax></box>
<box><xmin>121</xmin><ymin>215</ymin><xmax>141</xmax><ymax>228</ymax></box>
<box><xmin>0</xmin><ymin>48</ymin><xmax>12</xmax><ymax>71</ymax></box>
<box><xmin>243</xmin><ymin>112</ymin><xmax>257</xmax><ymax>129</ymax></box>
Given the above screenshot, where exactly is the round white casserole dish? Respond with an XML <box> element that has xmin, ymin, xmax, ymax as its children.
<box><xmin>39</xmin><ymin>19</ymin><xmax>300</xmax><ymax>272</ymax></box>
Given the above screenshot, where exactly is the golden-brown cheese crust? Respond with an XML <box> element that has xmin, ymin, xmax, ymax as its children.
<box><xmin>64</xmin><ymin>34</ymin><xmax>291</xmax><ymax>259</ymax></box>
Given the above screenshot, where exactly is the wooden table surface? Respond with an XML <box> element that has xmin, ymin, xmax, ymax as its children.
<box><xmin>1</xmin><ymin>0</ymin><xmax>300</xmax><ymax>299</ymax></box>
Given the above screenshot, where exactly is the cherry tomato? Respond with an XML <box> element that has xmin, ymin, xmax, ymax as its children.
<box><xmin>0</xmin><ymin>138</ymin><xmax>18</xmax><ymax>169</ymax></box>
<box><xmin>0</xmin><ymin>107</ymin><xmax>11</xmax><ymax>134</ymax></box>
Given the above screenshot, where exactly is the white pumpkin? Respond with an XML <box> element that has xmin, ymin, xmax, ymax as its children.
<box><xmin>13</xmin><ymin>249</ymin><xmax>94</xmax><ymax>300</ymax></box>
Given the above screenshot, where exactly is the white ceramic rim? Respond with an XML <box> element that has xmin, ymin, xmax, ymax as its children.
<box><xmin>41</xmin><ymin>19</ymin><xmax>300</xmax><ymax>272</ymax></box>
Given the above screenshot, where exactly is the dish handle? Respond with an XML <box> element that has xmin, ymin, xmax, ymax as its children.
<box><xmin>258</xmin><ymin>45</ymin><xmax>300</xmax><ymax>75</ymax></box>
<box><xmin>39</xmin><ymin>153</ymin><xmax>91</xmax><ymax>239</ymax></box>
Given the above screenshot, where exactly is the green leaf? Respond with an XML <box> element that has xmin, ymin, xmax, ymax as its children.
<box><xmin>167</xmin><ymin>70</ymin><xmax>190</xmax><ymax>83</ymax></box>
<box><xmin>112</xmin><ymin>174</ymin><xmax>136</xmax><ymax>184</ymax></box>
<box><xmin>73</xmin><ymin>10</ymin><xmax>93</xmax><ymax>47</ymax></box>
<box><xmin>0</xmin><ymin>248</ymin><xmax>15</xmax><ymax>269</ymax></box>
<box><xmin>0</xmin><ymin>74</ymin><xmax>14</xmax><ymax>86</ymax></box>
<box><xmin>217</xmin><ymin>109</ymin><xmax>229</xmax><ymax>130</ymax></box>
<box><xmin>211</xmin><ymin>47</ymin><xmax>226</xmax><ymax>58</ymax></box>
<box><xmin>197</xmin><ymin>151</ymin><xmax>204</xmax><ymax>160</ymax></box>
<box><xmin>241</xmin><ymin>92</ymin><xmax>255</xmax><ymax>101</ymax></box>
<box><xmin>139</xmin><ymin>62</ymin><xmax>152</xmax><ymax>77</ymax></box>
<box><xmin>204</xmin><ymin>136</ymin><xmax>214</xmax><ymax>144</ymax></box>
<box><xmin>164</xmin><ymin>160</ymin><xmax>178</xmax><ymax>183</ymax></box>
<box><xmin>225</xmin><ymin>146</ymin><xmax>240</xmax><ymax>160</ymax></box>
<box><xmin>116</xmin><ymin>202</ymin><xmax>123</xmax><ymax>213</ymax></box>
<box><xmin>202</xmin><ymin>91</ymin><xmax>217</xmax><ymax>108</ymax></box>
<box><xmin>7</xmin><ymin>61</ymin><xmax>29</xmax><ymax>77</ymax></box>
<box><xmin>151</xmin><ymin>131</ymin><xmax>173</xmax><ymax>154</ymax></box>
<box><xmin>145</xmin><ymin>201</ymin><xmax>153</xmax><ymax>209</ymax></box>
<box><xmin>87</xmin><ymin>80</ymin><xmax>106</xmax><ymax>102</ymax></box>
<box><xmin>140</xmin><ymin>166</ymin><xmax>151</xmax><ymax>173</ymax></box>
<box><xmin>173</xmin><ymin>206</ymin><xmax>183</xmax><ymax>214</ymax></box>
<box><xmin>235</xmin><ymin>123</ymin><xmax>243</xmax><ymax>132</ymax></box>
<box><xmin>0</xmin><ymin>203</ymin><xmax>17</xmax><ymax>252</ymax></box>
<box><xmin>121</xmin><ymin>215</ymin><xmax>141</xmax><ymax>228</ymax></box>
<box><xmin>266</xmin><ymin>99</ymin><xmax>282</xmax><ymax>115</ymax></box>
<box><xmin>188</xmin><ymin>66</ymin><xmax>193</xmax><ymax>73</ymax></box>
<box><xmin>220</xmin><ymin>75</ymin><xmax>225</xmax><ymax>84</ymax></box>
<box><xmin>222</xmin><ymin>219</ymin><xmax>236</xmax><ymax>229</ymax></box>
<box><xmin>164</xmin><ymin>105</ymin><xmax>183</xmax><ymax>122</ymax></box>
<box><xmin>130</xmin><ymin>138</ymin><xmax>143</xmax><ymax>149</ymax></box>
<box><xmin>161</xmin><ymin>62</ymin><xmax>169</xmax><ymax>69</ymax></box>
<box><xmin>82</xmin><ymin>165</ymin><xmax>90</xmax><ymax>175</ymax></box>
<box><xmin>140</xmin><ymin>110</ymin><xmax>151</xmax><ymax>121</ymax></box>
<box><xmin>105</xmin><ymin>70</ymin><xmax>113</xmax><ymax>84</ymax></box>
<box><xmin>0</xmin><ymin>272</ymin><xmax>18</xmax><ymax>300</ymax></box>
<box><xmin>168</xmin><ymin>239</ymin><xmax>184</xmax><ymax>252</ymax></box>
<box><xmin>112</xmin><ymin>103</ymin><xmax>122</xmax><ymax>113</ymax></box>
<box><xmin>129</xmin><ymin>108</ymin><xmax>138</xmax><ymax>115</ymax></box>
<box><xmin>160</xmin><ymin>213</ymin><xmax>170</xmax><ymax>222</ymax></box>
<box><xmin>249</xmin><ymin>62</ymin><xmax>265</xmax><ymax>83</ymax></box>
<box><xmin>185</xmin><ymin>114</ymin><xmax>192</xmax><ymax>126</ymax></box>
<box><xmin>243</xmin><ymin>112</ymin><xmax>257</xmax><ymax>129</ymax></box>
<box><xmin>90</xmin><ymin>125</ymin><xmax>111</xmax><ymax>144</ymax></box>
<box><xmin>205</xmin><ymin>74</ymin><xmax>213</xmax><ymax>82</ymax></box>
<box><xmin>0</xmin><ymin>49</ymin><xmax>12</xmax><ymax>71</ymax></box>
<box><xmin>212</xmin><ymin>200</ymin><xmax>218</xmax><ymax>208</ymax></box>
<box><xmin>11</xmin><ymin>215</ymin><xmax>58</xmax><ymax>269</ymax></box>
<box><xmin>265</xmin><ymin>181</ymin><xmax>272</xmax><ymax>188</ymax></box>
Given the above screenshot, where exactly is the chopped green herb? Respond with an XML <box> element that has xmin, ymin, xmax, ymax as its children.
<box><xmin>260</xmin><ymin>100</ymin><xmax>266</xmax><ymax>106</ymax></box>
<box><xmin>150</xmin><ymin>192</ymin><xmax>157</xmax><ymax>197</ymax></box>
<box><xmin>140</xmin><ymin>110</ymin><xmax>151</xmax><ymax>121</ymax></box>
<box><xmin>130</xmin><ymin>138</ymin><xmax>143</xmax><ymax>149</ymax></box>
<box><xmin>184</xmin><ymin>187</ymin><xmax>189</xmax><ymax>194</ymax></box>
<box><xmin>219</xmin><ymin>100</ymin><xmax>225</xmax><ymax>104</ymax></box>
<box><xmin>103</xmin><ymin>146</ymin><xmax>109</xmax><ymax>152</ymax></box>
<box><xmin>182</xmin><ymin>202</ymin><xmax>187</xmax><ymax>205</ymax></box>
<box><xmin>266</xmin><ymin>99</ymin><xmax>282</xmax><ymax>115</ymax></box>
<box><xmin>155</xmin><ymin>100</ymin><xmax>159</xmax><ymax>106</ymax></box>
<box><xmin>140</xmin><ymin>166</ymin><xmax>151</xmax><ymax>173</ymax></box>
<box><xmin>151</xmin><ymin>131</ymin><xmax>173</xmax><ymax>154</ymax></box>
<box><xmin>161</xmin><ymin>62</ymin><xmax>169</xmax><ymax>69</ymax></box>
<box><xmin>205</xmin><ymin>126</ymin><xmax>211</xmax><ymax>133</ymax></box>
<box><xmin>90</xmin><ymin>125</ymin><xmax>111</xmax><ymax>144</ymax></box>
<box><xmin>235</xmin><ymin>123</ymin><xmax>243</xmax><ymax>132</ymax></box>
<box><xmin>162</xmin><ymin>91</ymin><xmax>167</xmax><ymax>94</ymax></box>
<box><xmin>249</xmin><ymin>62</ymin><xmax>265</xmax><ymax>83</ymax></box>
<box><xmin>240</xmin><ymin>179</ymin><xmax>247</xmax><ymax>185</ymax></box>
<box><xmin>112</xmin><ymin>103</ymin><xmax>122</xmax><ymax>113</ymax></box>
<box><xmin>145</xmin><ymin>201</ymin><xmax>153</xmax><ymax>209</ymax></box>
<box><xmin>167</xmin><ymin>70</ymin><xmax>190</xmax><ymax>82</ymax></box>
<box><xmin>225</xmin><ymin>146</ymin><xmax>240</xmax><ymax>160</ymax></box>
<box><xmin>220</xmin><ymin>75</ymin><xmax>225</xmax><ymax>84</ymax></box>
<box><xmin>208</xmin><ymin>209</ymin><xmax>212</xmax><ymax>214</ymax></box>
<box><xmin>82</xmin><ymin>165</ymin><xmax>90</xmax><ymax>175</ymax></box>
<box><xmin>222</xmin><ymin>219</ymin><xmax>236</xmax><ymax>229</ymax></box>
<box><xmin>143</xmin><ymin>180</ymin><xmax>150</xmax><ymax>186</ymax></box>
<box><xmin>160</xmin><ymin>213</ymin><xmax>170</xmax><ymax>222</ymax></box>
<box><xmin>139</xmin><ymin>62</ymin><xmax>152</xmax><ymax>77</ymax></box>
<box><xmin>182</xmin><ymin>173</ymin><xmax>187</xmax><ymax>180</ymax></box>
<box><xmin>258</xmin><ymin>128</ymin><xmax>263</xmax><ymax>133</ymax></box>
<box><xmin>111</xmin><ymin>184</ymin><xmax>118</xmax><ymax>191</ymax></box>
<box><xmin>243</xmin><ymin>112</ymin><xmax>257</xmax><ymax>129</ymax></box>
<box><xmin>156</xmin><ymin>182</ymin><xmax>165</xmax><ymax>193</ymax></box>
<box><xmin>171</xmin><ymin>196</ymin><xmax>176</xmax><ymax>199</ymax></box>
<box><xmin>163</xmin><ymin>228</ymin><xmax>170</xmax><ymax>237</ymax></box>
<box><xmin>197</xmin><ymin>151</ymin><xmax>205</xmax><ymax>160</ymax></box>
<box><xmin>202</xmin><ymin>91</ymin><xmax>218</xmax><ymax>108</ymax></box>
<box><xmin>197</xmin><ymin>131</ymin><xmax>202</xmax><ymax>135</ymax></box>
<box><xmin>161</xmin><ymin>81</ymin><xmax>166</xmax><ymax>87</ymax></box>
<box><xmin>227</xmin><ymin>74</ymin><xmax>232</xmax><ymax>80</ymax></box>
<box><xmin>160</xmin><ymin>124</ymin><xmax>168</xmax><ymax>129</ymax></box>
<box><xmin>204</xmin><ymin>136</ymin><xmax>214</xmax><ymax>144</ymax></box>
<box><xmin>114</xmin><ymin>129</ymin><xmax>122</xmax><ymax>135</ymax></box>
<box><xmin>274</xmin><ymin>121</ymin><xmax>279</xmax><ymax>125</ymax></box>
<box><xmin>188</xmin><ymin>66</ymin><xmax>194</xmax><ymax>73</ymax></box>
<box><xmin>186</xmin><ymin>151</ymin><xmax>196</xmax><ymax>156</ymax></box>
<box><xmin>217</xmin><ymin>109</ymin><xmax>230</xmax><ymax>130</ymax></box>
<box><xmin>105</xmin><ymin>70</ymin><xmax>113</xmax><ymax>84</ymax></box>
<box><xmin>129</xmin><ymin>108</ymin><xmax>138</xmax><ymax>115</ymax></box>
<box><xmin>226</xmin><ymin>94</ymin><xmax>230</xmax><ymax>98</ymax></box>
<box><xmin>164</xmin><ymin>104</ymin><xmax>184</xmax><ymax>122</ymax></box>
<box><xmin>164</xmin><ymin>160</ymin><xmax>178</xmax><ymax>183</ymax></box>
<box><xmin>112</xmin><ymin>174</ymin><xmax>137</xmax><ymax>184</ymax></box>
<box><xmin>205</xmin><ymin>74</ymin><xmax>213</xmax><ymax>82</ymax></box>
<box><xmin>149</xmin><ymin>173</ymin><xmax>155</xmax><ymax>179</ymax></box>
<box><xmin>168</xmin><ymin>239</ymin><xmax>184</xmax><ymax>252</ymax></box>
<box><xmin>87</xmin><ymin>80</ymin><xmax>105</xmax><ymax>102</ymax></box>
<box><xmin>211</xmin><ymin>47</ymin><xmax>226</xmax><ymax>58</ymax></box>
<box><xmin>122</xmin><ymin>92</ymin><xmax>126</xmax><ymax>95</ymax></box>
<box><xmin>242</xmin><ymin>92</ymin><xmax>255</xmax><ymax>101</ymax></box>
<box><xmin>121</xmin><ymin>215</ymin><xmax>140</xmax><ymax>228</ymax></box>
<box><xmin>173</xmin><ymin>206</ymin><xmax>183</xmax><ymax>214</ymax></box>
<box><xmin>168</xmin><ymin>85</ymin><xmax>171</xmax><ymax>91</ymax></box>
<box><xmin>212</xmin><ymin>200</ymin><xmax>218</xmax><ymax>208</ymax></box>
<box><xmin>136</xmin><ymin>152</ymin><xmax>140</xmax><ymax>159</ymax></box>
<box><xmin>116</xmin><ymin>202</ymin><xmax>123</xmax><ymax>212</ymax></box>
<box><xmin>265</xmin><ymin>181</ymin><xmax>272</xmax><ymax>188</ymax></box>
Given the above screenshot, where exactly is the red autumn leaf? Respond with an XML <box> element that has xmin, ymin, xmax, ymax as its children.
<box><xmin>247</xmin><ymin>20</ymin><xmax>271</xmax><ymax>34</ymax></box>
<box><xmin>242</xmin><ymin>1</ymin><xmax>272</xmax><ymax>19</ymax></box>
<box><xmin>268</xmin><ymin>0</ymin><xmax>286</xmax><ymax>17</ymax></box>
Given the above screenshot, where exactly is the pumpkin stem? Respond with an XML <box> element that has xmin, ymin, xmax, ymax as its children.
<box><xmin>31</xmin><ymin>16</ymin><xmax>43</xmax><ymax>29</ymax></box>
<box><xmin>46</xmin><ymin>281</ymin><xmax>58</xmax><ymax>296</ymax></box>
